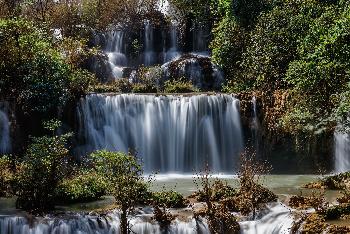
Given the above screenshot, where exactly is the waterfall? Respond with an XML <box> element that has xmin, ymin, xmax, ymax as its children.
<box><xmin>334</xmin><ymin>130</ymin><xmax>350</xmax><ymax>173</ymax></box>
<box><xmin>143</xmin><ymin>20</ymin><xmax>156</xmax><ymax>66</ymax></box>
<box><xmin>192</xmin><ymin>25</ymin><xmax>208</xmax><ymax>54</ymax></box>
<box><xmin>251</xmin><ymin>97</ymin><xmax>259</xmax><ymax>155</ymax></box>
<box><xmin>240</xmin><ymin>203</ymin><xmax>294</xmax><ymax>234</ymax></box>
<box><xmin>0</xmin><ymin>203</ymin><xmax>296</xmax><ymax>234</ymax></box>
<box><xmin>0</xmin><ymin>109</ymin><xmax>11</xmax><ymax>154</ymax></box>
<box><xmin>164</xmin><ymin>24</ymin><xmax>181</xmax><ymax>62</ymax></box>
<box><xmin>76</xmin><ymin>94</ymin><xmax>243</xmax><ymax>173</ymax></box>
<box><xmin>106</xmin><ymin>31</ymin><xmax>128</xmax><ymax>79</ymax></box>
<box><xmin>0</xmin><ymin>213</ymin><xmax>210</xmax><ymax>234</ymax></box>
<box><xmin>161</xmin><ymin>54</ymin><xmax>224</xmax><ymax>90</ymax></box>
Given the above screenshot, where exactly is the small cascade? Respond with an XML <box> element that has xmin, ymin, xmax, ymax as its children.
<box><xmin>334</xmin><ymin>129</ymin><xmax>350</xmax><ymax>173</ymax></box>
<box><xmin>0</xmin><ymin>203</ymin><xmax>297</xmax><ymax>234</ymax></box>
<box><xmin>0</xmin><ymin>213</ymin><xmax>210</xmax><ymax>234</ymax></box>
<box><xmin>192</xmin><ymin>25</ymin><xmax>209</xmax><ymax>55</ymax></box>
<box><xmin>0</xmin><ymin>109</ymin><xmax>11</xmax><ymax>154</ymax></box>
<box><xmin>76</xmin><ymin>94</ymin><xmax>243</xmax><ymax>173</ymax></box>
<box><xmin>161</xmin><ymin>54</ymin><xmax>224</xmax><ymax>90</ymax></box>
<box><xmin>164</xmin><ymin>24</ymin><xmax>181</xmax><ymax>62</ymax></box>
<box><xmin>251</xmin><ymin>96</ymin><xmax>259</xmax><ymax>154</ymax></box>
<box><xmin>106</xmin><ymin>31</ymin><xmax>128</xmax><ymax>79</ymax></box>
<box><xmin>240</xmin><ymin>203</ymin><xmax>294</xmax><ymax>234</ymax></box>
<box><xmin>143</xmin><ymin>20</ymin><xmax>156</xmax><ymax>66</ymax></box>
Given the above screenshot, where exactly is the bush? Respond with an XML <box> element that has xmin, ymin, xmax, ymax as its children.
<box><xmin>193</xmin><ymin>179</ymin><xmax>237</xmax><ymax>202</ymax></box>
<box><xmin>132</xmin><ymin>83</ymin><xmax>157</xmax><ymax>93</ymax></box>
<box><xmin>12</xmin><ymin>120</ymin><xmax>71</xmax><ymax>213</ymax></box>
<box><xmin>234</xmin><ymin>149</ymin><xmax>277</xmax><ymax>217</ymax></box>
<box><xmin>0</xmin><ymin>18</ymin><xmax>94</xmax><ymax>118</ymax></box>
<box><xmin>304</xmin><ymin>172</ymin><xmax>350</xmax><ymax>190</ymax></box>
<box><xmin>163</xmin><ymin>79</ymin><xmax>198</xmax><ymax>93</ymax></box>
<box><xmin>90</xmin><ymin>150</ymin><xmax>149</xmax><ymax>234</ymax></box>
<box><xmin>211</xmin><ymin>17</ymin><xmax>246</xmax><ymax>89</ymax></box>
<box><xmin>151</xmin><ymin>190</ymin><xmax>187</xmax><ymax>208</ymax></box>
<box><xmin>0</xmin><ymin>156</ymin><xmax>12</xmax><ymax>197</ymax></box>
<box><xmin>55</xmin><ymin>170</ymin><xmax>108</xmax><ymax>203</ymax></box>
<box><xmin>289</xmin><ymin>191</ymin><xmax>326</xmax><ymax>211</ymax></box>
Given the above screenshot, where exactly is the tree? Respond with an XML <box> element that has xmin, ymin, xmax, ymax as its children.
<box><xmin>91</xmin><ymin>150</ymin><xmax>149</xmax><ymax>234</ymax></box>
<box><xmin>12</xmin><ymin>120</ymin><xmax>71</xmax><ymax>213</ymax></box>
<box><xmin>211</xmin><ymin>17</ymin><xmax>247</xmax><ymax>92</ymax></box>
<box><xmin>237</xmin><ymin>149</ymin><xmax>276</xmax><ymax>218</ymax></box>
<box><xmin>0</xmin><ymin>156</ymin><xmax>13</xmax><ymax>197</ymax></box>
<box><xmin>193</xmin><ymin>164</ymin><xmax>240</xmax><ymax>234</ymax></box>
<box><xmin>240</xmin><ymin>0</ymin><xmax>325</xmax><ymax>91</ymax></box>
<box><xmin>0</xmin><ymin>18</ymin><xmax>95</xmax><ymax>129</ymax></box>
<box><xmin>282</xmin><ymin>1</ymin><xmax>350</xmax><ymax>134</ymax></box>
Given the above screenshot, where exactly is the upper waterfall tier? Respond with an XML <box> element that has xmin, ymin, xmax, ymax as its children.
<box><xmin>76</xmin><ymin>94</ymin><xmax>243</xmax><ymax>173</ymax></box>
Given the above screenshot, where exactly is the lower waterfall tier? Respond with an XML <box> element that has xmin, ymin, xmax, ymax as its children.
<box><xmin>0</xmin><ymin>203</ymin><xmax>294</xmax><ymax>234</ymax></box>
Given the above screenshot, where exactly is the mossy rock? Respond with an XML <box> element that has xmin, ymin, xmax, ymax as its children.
<box><xmin>304</xmin><ymin>172</ymin><xmax>350</xmax><ymax>190</ymax></box>
<box><xmin>324</xmin><ymin>204</ymin><xmax>350</xmax><ymax>220</ymax></box>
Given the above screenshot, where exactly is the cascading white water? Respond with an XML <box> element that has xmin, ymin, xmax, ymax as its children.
<box><xmin>143</xmin><ymin>20</ymin><xmax>156</xmax><ymax>66</ymax></box>
<box><xmin>239</xmin><ymin>203</ymin><xmax>294</xmax><ymax>234</ymax></box>
<box><xmin>106</xmin><ymin>31</ymin><xmax>127</xmax><ymax>79</ymax></box>
<box><xmin>192</xmin><ymin>25</ymin><xmax>208</xmax><ymax>55</ymax></box>
<box><xmin>0</xmin><ymin>212</ymin><xmax>210</xmax><ymax>234</ymax></box>
<box><xmin>164</xmin><ymin>24</ymin><xmax>181</xmax><ymax>62</ymax></box>
<box><xmin>251</xmin><ymin>97</ymin><xmax>259</xmax><ymax>155</ymax></box>
<box><xmin>0</xmin><ymin>109</ymin><xmax>11</xmax><ymax>154</ymax></box>
<box><xmin>76</xmin><ymin>94</ymin><xmax>243</xmax><ymax>173</ymax></box>
<box><xmin>334</xmin><ymin>129</ymin><xmax>350</xmax><ymax>173</ymax></box>
<box><xmin>161</xmin><ymin>54</ymin><xmax>224</xmax><ymax>90</ymax></box>
<box><xmin>0</xmin><ymin>203</ymin><xmax>297</xmax><ymax>234</ymax></box>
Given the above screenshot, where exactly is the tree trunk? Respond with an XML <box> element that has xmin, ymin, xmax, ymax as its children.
<box><xmin>120</xmin><ymin>205</ymin><xmax>128</xmax><ymax>234</ymax></box>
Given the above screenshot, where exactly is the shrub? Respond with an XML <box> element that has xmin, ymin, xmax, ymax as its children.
<box><xmin>153</xmin><ymin>206</ymin><xmax>175</xmax><ymax>230</ymax></box>
<box><xmin>12</xmin><ymin>120</ymin><xmax>71</xmax><ymax>213</ymax></box>
<box><xmin>163</xmin><ymin>79</ymin><xmax>198</xmax><ymax>93</ymax></box>
<box><xmin>193</xmin><ymin>179</ymin><xmax>236</xmax><ymax>202</ymax></box>
<box><xmin>192</xmin><ymin>164</ymin><xmax>240</xmax><ymax>234</ymax></box>
<box><xmin>55</xmin><ymin>170</ymin><xmax>108</xmax><ymax>203</ymax></box>
<box><xmin>289</xmin><ymin>190</ymin><xmax>326</xmax><ymax>211</ymax></box>
<box><xmin>151</xmin><ymin>190</ymin><xmax>187</xmax><ymax>208</ymax></box>
<box><xmin>89</xmin><ymin>83</ymin><xmax>120</xmax><ymax>93</ymax></box>
<box><xmin>132</xmin><ymin>83</ymin><xmax>157</xmax><ymax>93</ymax></box>
<box><xmin>234</xmin><ymin>149</ymin><xmax>277</xmax><ymax>217</ymax></box>
<box><xmin>90</xmin><ymin>150</ymin><xmax>149</xmax><ymax>234</ymax></box>
<box><xmin>304</xmin><ymin>172</ymin><xmax>350</xmax><ymax>190</ymax></box>
<box><xmin>0</xmin><ymin>18</ymin><xmax>94</xmax><ymax>120</ymax></box>
<box><xmin>0</xmin><ymin>156</ymin><xmax>13</xmax><ymax>197</ymax></box>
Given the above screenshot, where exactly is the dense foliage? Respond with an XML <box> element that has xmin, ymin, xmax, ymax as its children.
<box><xmin>0</xmin><ymin>0</ymin><xmax>349</xmax><ymax>222</ymax></box>
<box><xmin>55</xmin><ymin>170</ymin><xmax>108</xmax><ymax>203</ymax></box>
<box><xmin>151</xmin><ymin>190</ymin><xmax>187</xmax><ymax>208</ymax></box>
<box><xmin>208</xmin><ymin>0</ymin><xmax>350</xmax><ymax>136</ymax></box>
<box><xmin>90</xmin><ymin>150</ymin><xmax>149</xmax><ymax>234</ymax></box>
<box><xmin>0</xmin><ymin>18</ymin><xmax>95</xmax><ymax>122</ymax></box>
<box><xmin>0</xmin><ymin>156</ymin><xmax>12</xmax><ymax>197</ymax></box>
<box><xmin>12</xmin><ymin>120</ymin><xmax>71</xmax><ymax>212</ymax></box>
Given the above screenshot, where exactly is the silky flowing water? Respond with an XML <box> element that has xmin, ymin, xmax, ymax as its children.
<box><xmin>1</xmin><ymin>174</ymin><xmax>338</xmax><ymax>234</ymax></box>
<box><xmin>0</xmin><ymin>108</ymin><xmax>11</xmax><ymax>154</ymax></box>
<box><xmin>76</xmin><ymin>94</ymin><xmax>243</xmax><ymax>173</ymax></box>
<box><xmin>1</xmin><ymin>93</ymin><xmax>348</xmax><ymax>233</ymax></box>
<box><xmin>334</xmin><ymin>130</ymin><xmax>350</xmax><ymax>173</ymax></box>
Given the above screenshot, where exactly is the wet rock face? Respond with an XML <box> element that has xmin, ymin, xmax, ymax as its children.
<box><xmin>161</xmin><ymin>54</ymin><xmax>224</xmax><ymax>91</ymax></box>
<box><xmin>86</xmin><ymin>54</ymin><xmax>113</xmax><ymax>82</ymax></box>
